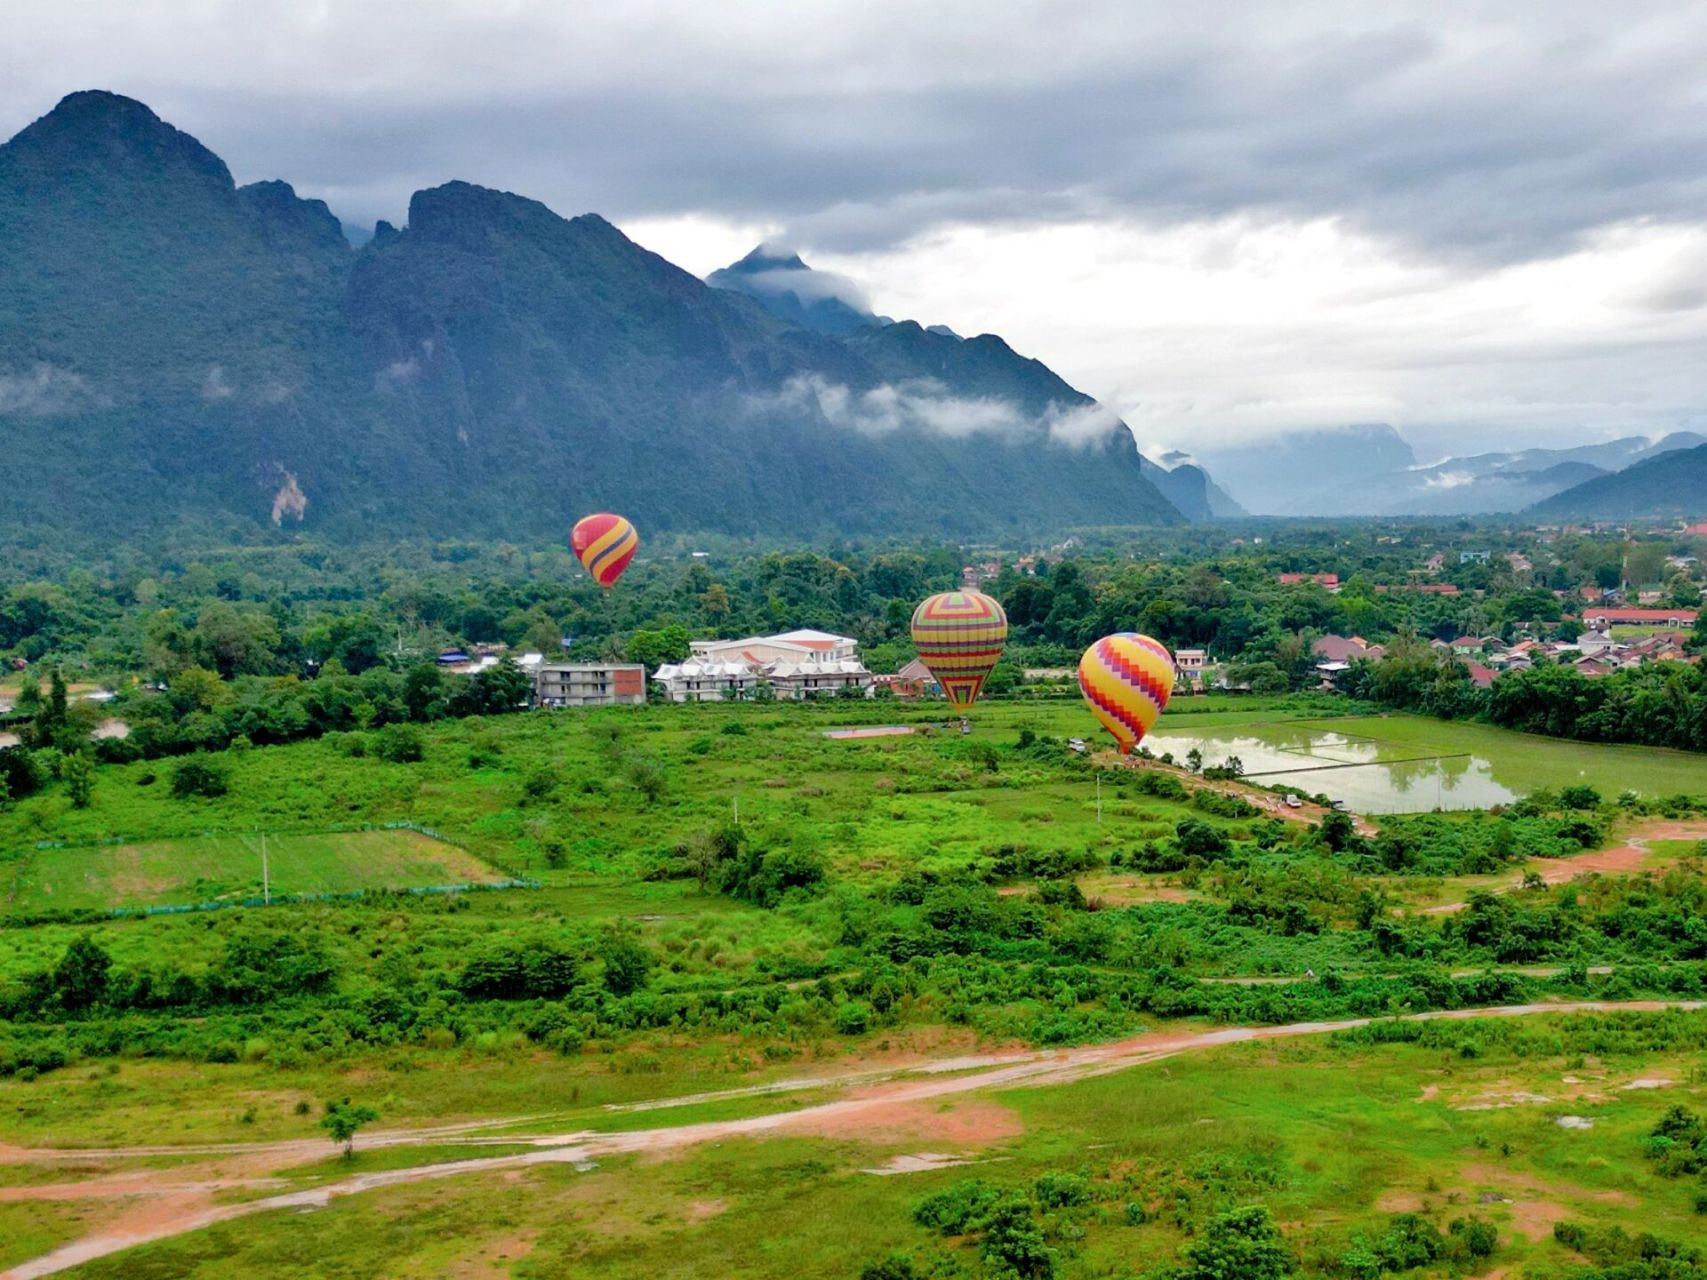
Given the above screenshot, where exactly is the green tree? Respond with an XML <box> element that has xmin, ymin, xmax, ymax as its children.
<box><xmin>1180</xmin><ymin>1206</ymin><xmax>1293</xmax><ymax>1280</ymax></box>
<box><xmin>402</xmin><ymin>662</ymin><xmax>447</xmax><ymax>720</ymax></box>
<box><xmin>320</xmin><ymin>1100</ymin><xmax>380</xmax><ymax>1159</ymax></box>
<box><xmin>53</xmin><ymin>935</ymin><xmax>111</xmax><ymax>1010</ymax></box>
<box><xmin>1317</xmin><ymin>809</ymin><xmax>1358</xmax><ymax>853</ymax></box>
<box><xmin>62</xmin><ymin>751</ymin><xmax>94</xmax><ymax>809</ymax></box>
<box><xmin>192</xmin><ymin>602</ymin><xmax>281</xmax><ymax>678</ymax></box>
<box><xmin>171</xmin><ymin>755</ymin><xmax>230</xmax><ymax>799</ymax></box>
<box><xmin>601</xmin><ymin>929</ymin><xmax>653</xmax><ymax>995</ymax></box>
<box><xmin>626</xmin><ymin>624</ymin><xmax>692</xmax><ymax>670</ymax></box>
<box><xmin>981</xmin><ymin>1196</ymin><xmax>1055</xmax><ymax>1279</ymax></box>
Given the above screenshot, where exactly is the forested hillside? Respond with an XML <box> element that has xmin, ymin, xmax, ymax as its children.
<box><xmin>0</xmin><ymin>92</ymin><xmax>1182</xmax><ymax>544</ymax></box>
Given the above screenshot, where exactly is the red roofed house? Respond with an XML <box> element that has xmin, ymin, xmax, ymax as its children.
<box><xmin>1278</xmin><ymin>572</ymin><xmax>1340</xmax><ymax>591</ymax></box>
<box><xmin>875</xmin><ymin>658</ymin><xmax>937</xmax><ymax>699</ymax></box>
<box><xmin>1463</xmin><ymin>662</ymin><xmax>1497</xmax><ymax>689</ymax></box>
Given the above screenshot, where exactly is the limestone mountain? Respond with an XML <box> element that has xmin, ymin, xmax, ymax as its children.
<box><xmin>1528</xmin><ymin>442</ymin><xmax>1707</xmax><ymax>520</ymax></box>
<box><xmin>706</xmin><ymin>248</ymin><xmax>1244</xmax><ymax>520</ymax></box>
<box><xmin>0</xmin><ymin>92</ymin><xmax>1182</xmax><ymax>544</ymax></box>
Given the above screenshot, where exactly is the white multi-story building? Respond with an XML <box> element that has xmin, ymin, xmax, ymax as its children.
<box><xmin>646</xmin><ymin>658</ymin><xmax>757</xmax><ymax>702</ymax></box>
<box><xmin>656</xmin><ymin>630</ymin><xmax>873</xmax><ymax>702</ymax></box>
<box><xmin>533</xmin><ymin>663</ymin><xmax>647</xmax><ymax>707</ymax></box>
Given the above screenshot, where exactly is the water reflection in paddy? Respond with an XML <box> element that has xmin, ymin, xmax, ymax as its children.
<box><xmin>1143</xmin><ymin>724</ymin><xmax>1520</xmax><ymax>814</ymax></box>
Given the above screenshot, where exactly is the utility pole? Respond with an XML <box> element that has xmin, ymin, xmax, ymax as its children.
<box><xmin>732</xmin><ymin>794</ymin><xmax>740</xmax><ymax>826</ymax></box>
<box><xmin>261</xmin><ymin>832</ymin><xmax>270</xmax><ymax>905</ymax></box>
<box><xmin>1096</xmin><ymin>773</ymin><xmax>1103</xmax><ymax>825</ymax></box>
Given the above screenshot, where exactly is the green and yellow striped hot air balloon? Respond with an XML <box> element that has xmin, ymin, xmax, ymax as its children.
<box><xmin>909</xmin><ymin>590</ymin><xmax>1008</xmax><ymax>711</ymax></box>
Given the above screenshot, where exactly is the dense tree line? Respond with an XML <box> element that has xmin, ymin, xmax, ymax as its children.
<box><xmin>1341</xmin><ymin>641</ymin><xmax>1707</xmax><ymax>751</ymax></box>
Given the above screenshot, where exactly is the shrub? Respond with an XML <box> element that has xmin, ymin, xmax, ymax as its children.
<box><xmin>981</xmin><ymin>1196</ymin><xmax>1055</xmax><ymax>1279</ymax></box>
<box><xmin>170</xmin><ymin>755</ymin><xmax>229</xmax><ymax>799</ymax></box>
<box><xmin>1180</xmin><ymin>1206</ymin><xmax>1293</xmax><ymax>1280</ymax></box>
<box><xmin>374</xmin><ymin>724</ymin><xmax>426</xmax><ymax>763</ymax></box>
<box><xmin>1175</xmin><ymin>818</ymin><xmax>1230</xmax><ymax>860</ymax></box>
<box><xmin>914</xmin><ymin>1179</ymin><xmax>1001</xmax><ymax>1233</ymax></box>
<box><xmin>1033</xmin><ymin>1170</ymin><xmax>1090</xmax><ymax>1208</ymax></box>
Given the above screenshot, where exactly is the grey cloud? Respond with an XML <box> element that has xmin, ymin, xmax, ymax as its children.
<box><xmin>9</xmin><ymin>3</ymin><xmax>1707</xmax><ymax>261</ymax></box>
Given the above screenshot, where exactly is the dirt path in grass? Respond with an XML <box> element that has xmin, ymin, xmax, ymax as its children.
<box><xmin>5</xmin><ymin>999</ymin><xmax>1703</xmax><ymax>1278</ymax></box>
<box><xmin>1420</xmin><ymin>819</ymin><xmax>1706</xmax><ymax>915</ymax></box>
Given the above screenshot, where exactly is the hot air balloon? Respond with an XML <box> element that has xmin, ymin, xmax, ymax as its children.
<box><xmin>570</xmin><ymin>513</ymin><xmax>639</xmax><ymax>588</ymax></box>
<box><xmin>1078</xmin><ymin>633</ymin><xmax>1176</xmax><ymax>754</ymax></box>
<box><xmin>910</xmin><ymin>590</ymin><xmax>1008</xmax><ymax>712</ymax></box>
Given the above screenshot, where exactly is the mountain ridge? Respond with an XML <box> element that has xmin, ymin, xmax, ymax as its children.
<box><xmin>0</xmin><ymin>91</ymin><xmax>1183</xmax><ymax>542</ymax></box>
<box><xmin>1528</xmin><ymin>443</ymin><xmax>1707</xmax><ymax>519</ymax></box>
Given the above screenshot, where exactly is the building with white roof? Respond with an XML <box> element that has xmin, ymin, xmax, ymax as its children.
<box><xmin>658</xmin><ymin>630</ymin><xmax>872</xmax><ymax>701</ymax></box>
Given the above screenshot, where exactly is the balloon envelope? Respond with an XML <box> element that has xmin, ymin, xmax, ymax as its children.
<box><xmin>570</xmin><ymin>513</ymin><xmax>639</xmax><ymax>588</ymax></box>
<box><xmin>1078</xmin><ymin>633</ymin><xmax>1176</xmax><ymax>754</ymax></box>
<box><xmin>910</xmin><ymin>590</ymin><xmax>1008</xmax><ymax>711</ymax></box>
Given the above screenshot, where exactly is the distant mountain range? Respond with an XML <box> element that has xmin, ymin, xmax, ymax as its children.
<box><xmin>1529</xmin><ymin>442</ymin><xmax>1707</xmax><ymax>520</ymax></box>
<box><xmin>1196</xmin><ymin>425</ymin><xmax>1706</xmax><ymax>517</ymax></box>
<box><xmin>704</xmin><ymin>244</ymin><xmax>1242</xmax><ymax>521</ymax></box>
<box><xmin>0</xmin><ymin>91</ymin><xmax>1192</xmax><ymax>544</ymax></box>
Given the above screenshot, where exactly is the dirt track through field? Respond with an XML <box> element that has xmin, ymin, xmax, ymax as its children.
<box><xmin>4</xmin><ymin>999</ymin><xmax>1703</xmax><ymax>1278</ymax></box>
<box><xmin>1422</xmin><ymin>820</ymin><xmax>1707</xmax><ymax>915</ymax></box>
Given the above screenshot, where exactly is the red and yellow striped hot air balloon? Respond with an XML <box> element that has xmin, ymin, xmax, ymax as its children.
<box><xmin>1078</xmin><ymin>633</ymin><xmax>1176</xmax><ymax>754</ymax></box>
<box><xmin>569</xmin><ymin>513</ymin><xmax>639</xmax><ymax>588</ymax></box>
<box><xmin>909</xmin><ymin>590</ymin><xmax>1008</xmax><ymax>712</ymax></box>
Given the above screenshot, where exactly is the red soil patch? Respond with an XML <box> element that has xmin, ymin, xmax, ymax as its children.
<box><xmin>782</xmin><ymin>1096</ymin><xmax>1022</xmax><ymax>1145</ymax></box>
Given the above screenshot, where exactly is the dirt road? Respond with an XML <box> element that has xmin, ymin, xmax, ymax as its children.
<box><xmin>1421</xmin><ymin>820</ymin><xmax>1706</xmax><ymax>915</ymax></box>
<box><xmin>5</xmin><ymin>999</ymin><xmax>1703</xmax><ymax>1278</ymax></box>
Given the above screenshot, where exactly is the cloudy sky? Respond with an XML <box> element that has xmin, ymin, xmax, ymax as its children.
<box><xmin>8</xmin><ymin>0</ymin><xmax>1707</xmax><ymax>458</ymax></box>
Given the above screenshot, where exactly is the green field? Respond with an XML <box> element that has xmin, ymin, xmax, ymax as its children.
<box><xmin>1</xmin><ymin>696</ymin><xmax>1705</xmax><ymax>1276</ymax></box>
<box><xmin>10</xmin><ymin>1012</ymin><xmax>1707</xmax><ymax>1278</ymax></box>
<box><xmin>0</xmin><ymin>828</ymin><xmax>504</xmax><ymax>913</ymax></box>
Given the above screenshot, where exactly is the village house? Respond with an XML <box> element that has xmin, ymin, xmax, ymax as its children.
<box><xmin>1375</xmin><ymin>582</ymin><xmax>1462</xmax><ymax>596</ymax></box>
<box><xmin>873</xmin><ymin>657</ymin><xmax>936</xmax><ymax>699</ymax></box>
<box><xmin>1174</xmin><ymin>648</ymin><xmax>1209</xmax><ymax>688</ymax></box>
<box><xmin>1277</xmin><ymin>572</ymin><xmax>1340</xmax><ymax>591</ymax></box>
<box><xmin>1311</xmin><ymin>635</ymin><xmax>1381</xmax><ymax>663</ymax></box>
<box><xmin>1581</xmin><ymin>607</ymin><xmax>1698</xmax><ymax>630</ymax></box>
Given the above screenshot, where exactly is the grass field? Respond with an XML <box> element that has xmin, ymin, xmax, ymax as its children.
<box><xmin>0</xmin><ymin>828</ymin><xmax>504</xmax><ymax>913</ymax></box>
<box><xmin>9</xmin><ymin>1012</ymin><xmax>1707</xmax><ymax>1277</ymax></box>
<box><xmin>1</xmin><ymin>696</ymin><xmax>1704</xmax><ymax>1275</ymax></box>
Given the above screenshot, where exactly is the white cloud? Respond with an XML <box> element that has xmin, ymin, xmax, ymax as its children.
<box><xmin>201</xmin><ymin>364</ymin><xmax>234</xmax><ymax>401</ymax></box>
<box><xmin>1423</xmin><ymin>470</ymin><xmax>1476</xmax><ymax>490</ymax></box>
<box><xmin>0</xmin><ymin>363</ymin><xmax>97</xmax><ymax>415</ymax></box>
<box><xmin>1043</xmin><ymin>402</ymin><xmax>1124</xmax><ymax>450</ymax></box>
<box><xmin>756</xmin><ymin>374</ymin><xmax>1126</xmax><ymax>449</ymax></box>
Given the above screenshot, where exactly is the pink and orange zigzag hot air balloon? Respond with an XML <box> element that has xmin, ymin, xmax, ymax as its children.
<box><xmin>570</xmin><ymin>513</ymin><xmax>639</xmax><ymax>588</ymax></box>
<box><xmin>910</xmin><ymin>590</ymin><xmax>1008</xmax><ymax>712</ymax></box>
<box><xmin>1077</xmin><ymin>633</ymin><xmax>1176</xmax><ymax>754</ymax></box>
